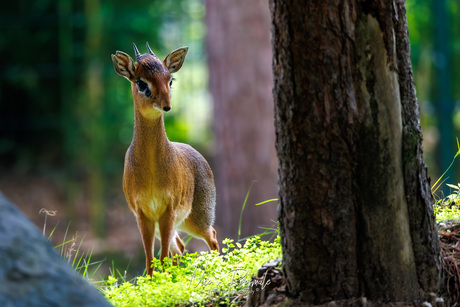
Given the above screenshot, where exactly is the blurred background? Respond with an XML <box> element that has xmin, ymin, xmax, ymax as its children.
<box><xmin>0</xmin><ymin>0</ymin><xmax>458</xmax><ymax>277</ymax></box>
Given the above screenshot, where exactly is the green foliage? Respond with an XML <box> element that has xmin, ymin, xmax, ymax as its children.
<box><xmin>431</xmin><ymin>139</ymin><xmax>460</xmax><ymax>194</ymax></box>
<box><xmin>434</xmin><ymin>183</ymin><xmax>460</xmax><ymax>222</ymax></box>
<box><xmin>103</xmin><ymin>235</ymin><xmax>282</xmax><ymax>307</ymax></box>
<box><xmin>432</xmin><ymin>140</ymin><xmax>460</xmax><ymax>222</ymax></box>
<box><xmin>434</xmin><ymin>202</ymin><xmax>460</xmax><ymax>222</ymax></box>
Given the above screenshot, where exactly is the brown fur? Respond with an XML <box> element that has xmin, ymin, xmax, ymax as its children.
<box><xmin>111</xmin><ymin>45</ymin><xmax>219</xmax><ymax>276</ymax></box>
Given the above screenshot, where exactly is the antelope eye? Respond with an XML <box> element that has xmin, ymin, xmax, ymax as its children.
<box><xmin>136</xmin><ymin>79</ymin><xmax>148</xmax><ymax>91</ymax></box>
<box><xmin>169</xmin><ymin>78</ymin><xmax>175</xmax><ymax>87</ymax></box>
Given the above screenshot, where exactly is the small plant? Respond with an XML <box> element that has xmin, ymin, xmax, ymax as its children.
<box><xmin>431</xmin><ymin>139</ymin><xmax>460</xmax><ymax>195</ymax></box>
<box><xmin>431</xmin><ymin>139</ymin><xmax>460</xmax><ymax>222</ymax></box>
<box><xmin>433</xmin><ymin>183</ymin><xmax>460</xmax><ymax>222</ymax></box>
<box><xmin>103</xmin><ymin>235</ymin><xmax>282</xmax><ymax>307</ymax></box>
<box><xmin>40</xmin><ymin>209</ymin><xmax>104</xmax><ymax>281</ymax></box>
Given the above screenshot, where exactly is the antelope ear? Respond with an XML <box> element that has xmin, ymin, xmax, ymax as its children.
<box><xmin>111</xmin><ymin>51</ymin><xmax>136</xmax><ymax>82</ymax></box>
<box><xmin>163</xmin><ymin>47</ymin><xmax>188</xmax><ymax>73</ymax></box>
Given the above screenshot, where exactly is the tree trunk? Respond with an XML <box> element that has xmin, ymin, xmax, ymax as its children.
<box><xmin>82</xmin><ymin>0</ymin><xmax>106</xmax><ymax>238</ymax></box>
<box><xmin>206</xmin><ymin>0</ymin><xmax>278</xmax><ymax>240</ymax></box>
<box><xmin>270</xmin><ymin>0</ymin><xmax>440</xmax><ymax>304</ymax></box>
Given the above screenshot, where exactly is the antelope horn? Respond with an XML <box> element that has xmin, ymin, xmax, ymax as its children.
<box><xmin>146</xmin><ymin>42</ymin><xmax>157</xmax><ymax>58</ymax></box>
<box><xmin>133</xmin><ymin>43</ymin><xmax>141</xmax><ymax>60</ymax></box>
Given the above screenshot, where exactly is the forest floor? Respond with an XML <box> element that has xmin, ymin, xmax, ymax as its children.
<box><xmin>439</xmin><ymin>220</ymin><xmax>460</xmax><ymax>306</ymax></box>
<box><xmin>2</xmin><ymin>170</ymin><xmax>460</xmax><ymax>305</ymax></box>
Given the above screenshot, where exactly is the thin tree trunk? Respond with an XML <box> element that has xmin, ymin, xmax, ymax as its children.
<box><xmin>270</xmin><ymin>0</ymin><xmax>440</xmax><ymax>304</ymax></box>
<box><xmin>206</xmin><ymin>0</ymin><xmax>278</xmax><ymax>240</ymax></box>
<box><xmin>82</xmin><ymin>0</ymin><xmax>106</xmax><ymax>238</ymax></box>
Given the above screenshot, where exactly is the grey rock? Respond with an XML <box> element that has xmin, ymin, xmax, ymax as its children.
<box><xmin>0</xmin><ymin>193</ymin><xmax>111</xmax><ymax>306</ymax></box>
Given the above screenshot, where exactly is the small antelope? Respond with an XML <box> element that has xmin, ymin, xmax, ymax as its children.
<box><xmin>111</xmin><ymin>43</ymin><xmax>219</xmax><ymax>276</ymax></box>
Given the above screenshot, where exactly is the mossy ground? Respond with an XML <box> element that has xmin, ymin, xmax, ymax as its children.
<box><xmin>102</xmin><ymin>235</ymin><xmax>282</xmax><ymax>307</ymax></box>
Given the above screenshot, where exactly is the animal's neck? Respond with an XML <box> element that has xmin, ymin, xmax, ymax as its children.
<box><xmin>131</xmin><ymin>108</ymin><xmax>172</xmax><ymax>164</ymax></box>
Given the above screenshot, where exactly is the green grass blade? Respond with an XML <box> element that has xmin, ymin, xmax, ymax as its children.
<box><xmin>81</xmin><ymin>248</ymin><xmax>94</xmax><ymax>277</ymax></box>
<box><xmin>258</xmin><ymin>226</ymin><xmax>279</xmax><ymax>232</ymax></box>
<box><xmin>72</xmin><ymin>234</ymin><xmax>86</xmax><ymax>268</ymax></box>
<box><xmin>76</xmin><ymin>242</ymin><xmax>87</xmax><ymax>268</ymax></box>
<box><xmin>433</xmin><ymin>175</ymin><xmax>451</xmax><ymax>195</ymax></box>
<box><xmin>432</xmin><ymin>138</ymin><xmax>460</xmax><ymax>193</ymax></box>
<box><xmin>60</xmin><ymin>222</ymin><xmax>72</xmax><ymax>257</ymax></box>
<box><xmin>116</xmin><ymin>268</ymin><xmax>126</xmax><ymax>281</ymax></box>
<box><xmin>93</xmin><ymin>265</ymin><xmax>104</xmax><ymax>280</ymax></box>
<box><xmin>254</xmin><ymin>198</ymin><xmax>278</xmax><ymax>206</ymax></box>
<box><xmin>238</xmin><ymin>232</ymin><xmax>270</xmax><ymax>242</ymax></box>
<box><xmin>47</xmin><ymin>221</ymin><xmax>60</xmax><ymax>240</ymax></box>
<box><xmin>238</xmin><ymin>181</ymin><xmax>255</xmax><ymax>241</ymax></box>
<box><xmin>184</xmin><ymin>235</ymin><xmax>193</xmax><ymax>249</ymax></box>
<box><xmin>54</xmin><ymin>238</ymin><xmax>75</xmax><ymax>249</ymax></box>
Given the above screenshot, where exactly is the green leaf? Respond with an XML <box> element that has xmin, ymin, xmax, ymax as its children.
<box><xmin>446</xmin><ymin>184</ymin><xmax>459</xmax><ymax>190</ymax></box>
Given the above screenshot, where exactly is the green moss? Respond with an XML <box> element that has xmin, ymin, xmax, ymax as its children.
<box><xmin>434</xmin><ymin>183</ymin><xmax>460</xmax><ymax>222</ymax></box>
<box><xmin>402</xmin><ymin>125</ymin><xmax>422</xmax><ymax>165</ymax></box>
<box><xmin>102</xmin><ymin>235</ymin><xmax>282</xmax><ymax>307</ymax></box>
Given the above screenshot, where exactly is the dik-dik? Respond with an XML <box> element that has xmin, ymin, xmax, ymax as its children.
<box><xmin>111</xmin><ymin>43</ymin><xmax>219</xmax><ymax>276</ymax></box>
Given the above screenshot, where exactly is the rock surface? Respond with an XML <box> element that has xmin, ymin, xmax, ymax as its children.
<box><xmin>0</xmin><ymin>193</ymin><xmax>111</xmax><ymax>306</ymax></box>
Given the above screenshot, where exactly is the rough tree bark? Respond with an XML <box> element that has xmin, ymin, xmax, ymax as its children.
<box><xmin>206</xmin><ymin>0</ymin><xmax>278</xmax><ymax>240</ymax></box>
<box><xmin>270</xmin><ymin>0</ymin><xmax>440</xmax><ymax>304</ymax></box>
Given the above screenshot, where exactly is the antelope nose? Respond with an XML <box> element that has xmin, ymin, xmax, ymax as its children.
<box><xmin>163</xmin><ymin>106</ymin><xmax>171</xmax><ymax>112</ymax></box>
